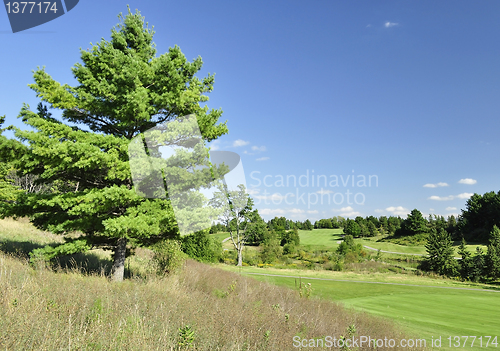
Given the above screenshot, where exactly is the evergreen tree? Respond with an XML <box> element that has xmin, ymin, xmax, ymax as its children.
<box><xmin>471</xmin><ymin>247</ymin><xmax>486</xmax><ymax>282</ymax></box>
<box><xmin>367</xmin><ymin>221</ymin><xmax>379</xmax><ymax>237</ymax></box>
<box><xmin>486</xmin><ymin>225</ymin><xmax>500</xmax><ymax>279</ymax></box>
<box><xmin>457</xmin><ymin>237</ymin><xmax>473</xmax><ymax>281</ymax></box>
<box><xmin>4</xmin><ymin>8</ymin><xmax>227</xmax><ymax>281</ymax></box>
<box><xmin>0</xmin><ymin>116</ymin><xmax>27</xmax><ymax>215</ymax></box>
<box><xmin>343</xmin><ymin>219</ymin><xmax>361</xmax><ymax>237</ymax></box>
<box><xmin>402</xmin><ymin>209</ymin><xmax>428</xmax><ymax>236</ymax></box>
<box><xmin>303</xmin><ymin>219</ymin><xmax>313</xmax><ymax>230</ymax></box>
<box><xmin>424</xmin><ymin>228</ymin><xmax>457</xmax><ymax>276</ymax></box>
<box><xmin>359</xmin><ymin>223</ymin><xmax>369</xmax><ymax>237</ymax></box>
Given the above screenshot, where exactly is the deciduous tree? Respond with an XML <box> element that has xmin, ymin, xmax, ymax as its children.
<box><xmin>210</xmin><ymin>184</ymin><xmax>255</xmax><ymax>266</ymax></box>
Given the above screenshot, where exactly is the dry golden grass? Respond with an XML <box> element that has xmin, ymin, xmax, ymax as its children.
<box><xmin>0</xmin><ymin>218</ymin><xmax>423</xmax><ymax>350</ymax></box>
<box><xmin>0</xmin><ymin>252</ymin><xmax>422</xmax><ymax>350</ymax></box>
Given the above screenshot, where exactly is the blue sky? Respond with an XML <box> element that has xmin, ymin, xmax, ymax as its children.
<box><xmin>1</xmin><ymin>1</ymin><xmax>499</xmax><ymax>221</ymax></box>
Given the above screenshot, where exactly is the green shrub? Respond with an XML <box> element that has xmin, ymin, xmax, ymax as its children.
<box><xmin>283</xmin><ymin>242</ymin><xmax>296</xmax><ymax>256</ymax></box>
<box><xmin>260</xmin><ymin>239</ymin><xmax>282</xmax><ymax>264</ymax></box>
<box><xmin>152</xmin><ymin>240</ymin><xmax>187</xmax><ymax>276</ymax></box>
<box><xmin>181</xmin><ymin>230</ymin><xmax>222</xmax><ymax>263</ymax></box>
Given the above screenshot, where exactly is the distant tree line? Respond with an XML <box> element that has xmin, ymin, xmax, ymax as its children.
<box><xmin>209</xmin><ymin>216</ymin><xmax>314</xmax><ymax>235</ymax></box>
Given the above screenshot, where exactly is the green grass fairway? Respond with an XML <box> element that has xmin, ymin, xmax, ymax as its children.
<box><xmin>298</xmin><ymin>228</ymin><xmax>343</xmax><ymax>249</ymax></box>
<box><xmin>222</xmin><ymin>266</ymin><xmax>500</xmax><ymax>350</ymax></box>
<box><xmin>356</xmin><ymin>238</ymin><xmax>427</xmax><ymax>255</ymax></box>
<box><xmin>209</xmin><ymin>232</ymin><xmax>230</xmax><ymax>242</ymax></box>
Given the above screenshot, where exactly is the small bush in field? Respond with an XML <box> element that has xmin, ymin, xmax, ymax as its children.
<box><xmin>152</xmin><ymin>240</ymin><xmax>186</xmax><ymax>276</ymax></box>
<box><xmin>178</xmin><ymin>324</ymin><xmax>195</xmax><ymax>347</ymax></box>
<box><xmin>283</xmin><ymin>242</ymin><xmax>296</xmax><ymax>255</ymax></box>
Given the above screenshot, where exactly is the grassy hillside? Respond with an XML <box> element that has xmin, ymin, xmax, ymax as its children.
<box><xmin>298</xmin><ymin>228</ymin><xmax>343</xmax><ymax>249</ymax></box>
<box><xmin>0</xmin><ymin>218</ymin><xmax>413</xmax><ymax>350</ymax></box>
<box><xmin>223</xmin><ymin>266</ymin><xmax>500</xmax><ymax>351</ymax></box>
<box><xmin>297</xmin><ymin>228</ymin><xmax>487</xmax><ymax>257</ymax></box>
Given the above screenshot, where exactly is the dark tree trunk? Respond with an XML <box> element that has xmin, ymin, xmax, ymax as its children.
<box><xmin>112</xmin><ymin>237</ymin><xmax>127</xmax><ymax>282</ymax></box>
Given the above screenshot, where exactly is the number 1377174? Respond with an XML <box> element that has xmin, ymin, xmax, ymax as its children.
<box><xmin>447</xmin><ymin>336</ymin><xmax>498</xmax><ymax>348</ymax></box>
<box><xmin>5</xmin><ymin>2</ymin><xmax>57</xmax><ymax>14</ymax></box>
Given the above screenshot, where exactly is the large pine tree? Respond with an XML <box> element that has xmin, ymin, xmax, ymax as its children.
<box><xmin>6</xmin><ymin>8</ymin><xmax>228</xmax><ymax>281</ymax></box>
<box><xmin>486</xmin><ymin>225</ymin><xmax>500</xmax><ymax>279</ymax></box>
<box><xmin>424</xmin><ymin>228</ymin><xmax>457</xmax><ymax>276</ymax></box>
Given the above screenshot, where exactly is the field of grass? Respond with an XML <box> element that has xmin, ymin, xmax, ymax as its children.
<box><xmin>222</xmin><ymin>266</ymin><xmax>500</xmax><ymax>350</ymax></box>
<box><xmin>6</xmin><ymin>218</ymin><xmax>497</xmax><ymax>350</ymax></box>
<box><xmin>355</xmin><ymin>238</ymin><xmax>427</xmax><ymax>255</ymax></box>
<box><xmin>0</xmin><ymin>218</ymin><xmax>412</xmax><ymax>350</ymax></box>
<box><xmin>360</xmin><ymin>235</ymin><xmax>488</xmax><ymax>257</ymax></box>
<box><xmin>298</xmin><ymin>228</ymin><xmax>343</xmax><ymax>249</ymax></box>
<box><xmin>209</xmin><ymin>231</ymin><xmax>230</xmax><ymax>243</ymax></box>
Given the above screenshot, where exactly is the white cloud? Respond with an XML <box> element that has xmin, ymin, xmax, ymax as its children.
<box><xmin>256</xmin><ymin>157</ymin><xmax>269</xmax><ymax>161</ymax></box>
<box><xmin>428</xmin><ymin>195</ymin><xmax>454</xmax><ymax>201</ymax></box>
<box><xmin>307</xmin><ymin>210</ymin><xmax>319</xmax><ymax>214</ymax></box>
<box><xmin>428</xmin><ymin>193</ymin><xmax>473</xmax><ymax>201</ymax></box>
<box><xmin>374</xmin><ymin>209</ymin><xmax>384</xmax><ymax>213</ymax></box>
<box><xmin>445</xmin><ymin>207</ymin><xmax>457</xmax><ymax>211</ymax></box>
<box><xmin>458</xmin><ymin>178</ymin><xmax>477</xmax><ymax>185</ymax></box>
<box><xmin>316</xmin><ymin>189</ymin><xmax>333</xmax><ymax>195</ymax></box>
<box><xmin>209</xmin><ymin>140</ymin><xmax>221</xmax><ymax>151</ymax></box>
<box><xmin>251</xmin><ymin>145</ymin><xmax>266</xmax><ymax>152</ymax></box>
<box><xmin>384</xmin><ymin>21</ymin><xmax>399</xmax><ymax>28</ymax></box>
<box><xmin>386</xmin><ymin>206</ymin><xmax>409</xmax><ymax>216</ymax></box>
<box><xmin>246</xmin><ymin>188</ymin><xmax>260</xmax><ymax>195</ymax></box>
<box><xmin>288</xmin><ymin>208</ymin><xmax>305</xmax><ymax>214</ymax></box>
<box><xmin>429</xmin><ymin>208</ymin><xmax>435</xmax><ymax>212</ymax></box>
<box><xmin>333</xmin><ymin>206</ymin><xmax>361</xmax><ymax>218</ymax></box>
<box><xmin>232</xmin><ymin>139</ymin><xmax>249</xmax><ymax>147</ymax></box>
<box><xmin>423</xmin><ymin>182</ymin><xmax>449</xmax><ymax>188</ymax></box>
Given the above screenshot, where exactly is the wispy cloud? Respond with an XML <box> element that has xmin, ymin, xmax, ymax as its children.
<box><xmin>458</xmin><ymin>178</ymin><xmax>477</xmax><ymax>185</ymax></box>
<box><xmin>384</xmin><ymin>21</ymin><xmax>399</xmax><ymax>28</ymax></box>
<box><xmin>423</xmin><ymin>182</ymin><xmax>449</xmax><ymax>188</ymax></box>
<box><xmin>428</xmin><ymin>195</ymin><xmax>454</xmax><ymax>201</ymax></box>
<box><xmin>386</xmin><ymin>206</ymin><xmax>409</xmax><ymax>216</ymax></box>
<box><xmin>232</xmin><ymin>139</ymin><xmax>249</xmax><ymax>147</ymax></box>
<box><xmin>256</xmin><ymin>157</ymin><xmax>269</xmax><ymax>161</ymax></box>
<box><xmin>251</xmin><ymin>145</ymin><xmax>266</xmax><ymax>152</ymax></box>
<box><xmin>316</xmin><ymin>189</ymin><xmax>333</xmax><ymax>195</ymax></box>
<box><xmin>445</xmin><ymin>207</ymin><xmax>457</xmax><ymax>211</ymax></box>
<box><xmin>428</xmin><ymin>193</ymin><xmax>473</xmax><ymax>201</ymax></box>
